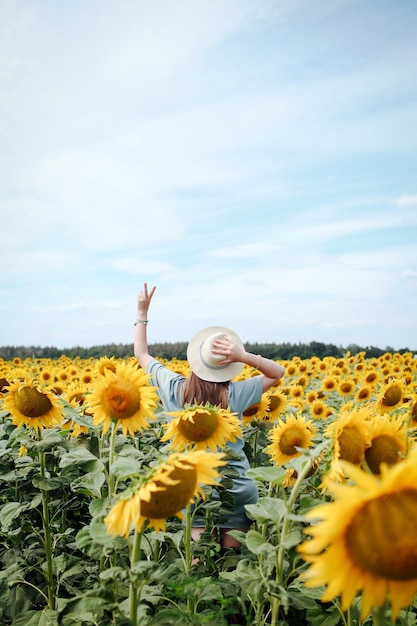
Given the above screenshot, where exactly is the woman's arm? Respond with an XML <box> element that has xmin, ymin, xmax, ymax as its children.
<box><xmin>211</xmin><ymin>336</ymin><xmax>285</xmax><ymax>392</ymax></box>
<box><xmin>133</xmin><ymin>283</ymin><xmax>156</xmax><ymax>369</ymax></box>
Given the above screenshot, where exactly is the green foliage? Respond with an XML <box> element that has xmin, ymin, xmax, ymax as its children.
<box><xmin>0</xmin><ymin>357</ymin><xmax>416</xmax><ymax>626</ymax></box>
<box><xmin>0</xmin><ymin>410</ymin><xmax>350</xmax><ymax>625</ymax></box>
<box><xmin>1</xmin><ymin>340</ymin><xmax>414</xmax><ymax>361</ymax></box>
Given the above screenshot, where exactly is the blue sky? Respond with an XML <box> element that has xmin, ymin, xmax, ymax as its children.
<box><xmin>1</xmin><ymin>0</ymin><xmax>416</xmax><ymax>351</ymax></box>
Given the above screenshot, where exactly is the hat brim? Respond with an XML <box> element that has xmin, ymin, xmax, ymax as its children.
<box><xmin>187</xmin><ymin>326</ymin><xmax>245</xmax><ymax>382</ymax></box>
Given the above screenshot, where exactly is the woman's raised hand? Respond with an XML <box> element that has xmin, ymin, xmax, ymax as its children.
<box><xmin>137</xmin><ymin>283</ymin><xmax>156</xmax><ymax>316</ymax></box>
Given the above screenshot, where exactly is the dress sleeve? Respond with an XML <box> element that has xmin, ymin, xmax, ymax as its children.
<box><xmin>146</xmin><ymin>357</ymin><xmax>185</xmax><ymax>412</ymax></box>
<box><xmin>228</xmin><ymin>375</ymin><xmax>264</xmax><ymax>416</ymax></box>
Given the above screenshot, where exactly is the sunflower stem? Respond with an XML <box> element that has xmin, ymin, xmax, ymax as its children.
<box><xmin>129</xmin><ymin>527</ymin><xmax>144</xmax><ymax>624</ymax></box>
<box><xmin>37</xmin><ymin>433</ymin><xmax>56</xmax><ymax>611</ymax></box>
<box><xmin>184</xmin><ymin>503</ymin><xmax>196</xmax><ymax>617</ymax></box>
<box><xmin>271</xmin><ymin>453</ymin><xmax>317</xmax><ymax>625</ymax></box>
<box><xmin>184</xmin><ymin>502</ymin><xmax>192</xmax><ymax>575</ymax></box>
<box><xmin>345</xmin><ymin>607</ymin><xmax>352</xmax><ymax>626</ymax></box>
<box><xmin>372</xmin><ymin>605</ymin><xmax>387</xmax><ymax>626</ymax></box>
<box><xmin>253</xmin><ymin>429</ymin><xmax>258</xmax><ymax>462</ymax></box>
<box><xmin>108</xmin><ymin>421</ymin><xmax>117</xmax><ymax>497</ymax></box>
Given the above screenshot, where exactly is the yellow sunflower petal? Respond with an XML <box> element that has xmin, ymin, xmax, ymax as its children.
<box><xmin>299</xmin><ymin>449</ymin><xmax>417</xmax><ymax>620</ymax></box>
<box><xmin>88</xmin><ymin>360</ymin><xmax>159</xmax><ymax>436</ymax></box>
<box><xmin>162</xmin><ymin>404</ymin><xmax>242</xmax><ymax>451</ymax></box>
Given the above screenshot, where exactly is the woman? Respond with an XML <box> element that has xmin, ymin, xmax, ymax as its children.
<box><xmin>134</xmin><ymin>283</ymin><xmax>285</xmax><ymax>548</ymax></box>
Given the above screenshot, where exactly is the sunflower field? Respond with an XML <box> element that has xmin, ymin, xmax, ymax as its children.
<box><xmin>0</xmin><ymin>350</ymin><xmax>417</xmax><ymax>626</ymax></box>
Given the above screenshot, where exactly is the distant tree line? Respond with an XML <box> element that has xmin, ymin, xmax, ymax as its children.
<box><xmin>0</xmin><ymin>341</ymin><xmax>414</xmax><ymax>362</ymax></box>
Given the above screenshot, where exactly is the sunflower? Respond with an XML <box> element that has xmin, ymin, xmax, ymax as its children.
<box><xmin>263</xmin><ymin>389</ymin><xmax>288</xmax><ymax>421</ymax></box>
<box><xmin>63</xmin><ymin>422</ymin><xmax>89</xmax><ymax>438</ymax></box>
<box><xmin>285</xmin><ymin>363</ymin><xmax>299</xmax><ymax>378</ymax></box>
<box><xmin>305</xmin><ymin>390</ymin><xmax>317</xmax><ymax>404</ymax></box>
<box><xmin>283</xmin><ymin>456</ymin><xmax>321</xmax><ymax>488</ymax></box>
<box><xmin>376</xmin><ymin>378</ymin><xmax>408</xmax><ymax>414</ymax></box>
<box><xmin>105</xmin><ymin>450</ymin><xmax>226</xmax><ymax>535</ymax></box>
<box><xmin>94</xmin><ymin>356</ymin><xmax>118</xmax><ymax>376</ymax></box>
<box><xmin>408</xmin><ymin>397</ymin><xmax>417</xmax><ymax>428</ymax></box>
<box><xmin>265</xmin><ymin>414</ymin><xmax>316</xmax><ymax>466</ymax></box>
<box><xmin>288</xmin><ymin>398</ymin><xmax>305</xmax><ymax>413</ymax></box>
<box><xmin>2</xmin><ymin>380</ymin><xmax>64</xmax><ymax>430</ymax></box>
<box><xmin>80</xmin><ymin>370</ymin><xmax>95</xmax><ymax>386</ymax></box>
<box><xmin>308</xmin><ymin>398</ymin><xmax>330</xmax><ymax>420</ymax></box>
<box><xmin>364</xmin><ymin>415</ymin><xmax>408</xmax><ymax>475</ymax></box>
<box><xmin>318</xmin><ymin>359</ymin><xmax>330</xmax><ymax>373</ymax></box>
<box><xmin>297</xmin><ymin>375</ymin><xmax>309</xmax><ymax>388</ymax></box>
<box><xmin>242</xmin><ymin>394</ymin><xmax>270</xmax><ymax>424</ymax></box>
<box><xmin>326</xmin><ymin>405</ymin><xmax>372</xmax><ymax>469</ymax></box>
<box><xmin>337</xmin><ymin>378</ymin><xmax>355</xmax><ymax>398</ymax></box>
<box><xmin>298</xmin><ymin>449</ymin><xmax>417</xmax><ymax>620</ymax></box>
<box><xmin>63</xmin><ymin>380</ymin><xmax>90</xmax><ymax>410</ymax></box>
<box><xmin>235</xmin><ymin>365</ymin><xmax>254</xmax><ymax>381</ymax></box>
<box><xmin>104</xmin><ymin>490</ymin><xmax>142</xmax><ymax>537</ymax></box>
<box><xmin>88</xmin><ymin>360</ymin><xmax>159</xmax><ymax>436</ymax></box>
<box><xmin>361</xmin><ymin>369</ymin><xmax>380</xmax><ymax>387</ymax></box>
<box><xmin>55</xmin><ymin>368</ymin><xmax>71</xmax><ymax>384</ymax></box>
<box><xmin>355</xmin><ymin>384</ymin><xmax>373</xmax><ymax>403</ymax></box>
<box><xmin>161</xmin><ymin>403</ymin><xmax>242</xmax><ymax>451</ymax></box>
<box><xmin>321</xmin><ymin>376</ymin><xmax>337</xmax><ymax>393</ymax></box>
<box><xmin>51</xmin><ymin>383</ymin><xmax>65</xmax><ymax>396</ymax></box>
<box><xmin>289</xmin><ymin>384</ymin><xmax>304</xmax><ymax>400</ymax></box>
<box><xmin>38</xmin><ymin>366</ymin><xmax>55</xmax><ymax>386</ymax></box>
<box><xmin>5</xmin><ymin>367</ymin><xmax>29</xmax><ymax>383</ymax></box>
<box><xmin>0</xmin><ymin>375</ymin><xmax>10</xmax><ymax>393</ymax></box>
<box><xmin>158</xmin><ymin>357</ymin><xmax>190</xmax><ymax>377</ymax></box>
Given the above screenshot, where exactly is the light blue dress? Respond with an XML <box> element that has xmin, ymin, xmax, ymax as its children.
<box><xmin>146</xmin><ymin>357</ymin><xmax>262</xmax><ymax>528</ymax></box>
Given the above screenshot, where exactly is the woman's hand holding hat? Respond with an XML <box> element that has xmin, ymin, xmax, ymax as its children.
<box><xmin>211</xmin><ymin>335</ymin><xmax>245</xmax><ymax>365</ymax></box>
<box><xmin>187</xmin><ymin>326</ymin><xmax>245</xmax><ymax>382</ymax></box>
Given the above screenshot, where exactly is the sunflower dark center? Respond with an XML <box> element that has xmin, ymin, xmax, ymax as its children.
<box><xmin>312</xmin><ymin>404</ymin><xmax>325</xmax><ymax>417</ymax></box>
<box><xmin>178</xmin><ymin>411</ymin><xmax>218</xmax><ymax>442</ymax></box>
<box><xmin>279</xmin><ymin>427</ymin><xmax>305</xmax><ymax>456</ymax></box>
<box><xmin>357</xmin><ymin>387</ymin><xmax>371</xmax><ymax>400</ymax></box>
<box><xmin>243</xmin><ymin>404</ymin><xmax>259</xmax><ymax>418</ymax></box>
<box><xmin>340</xmin><ymin>383</ymin><xmax>353</xmax><ymax>394</ymax></box>
<box><xmin>346</xmin><ymin>490</ymin><xmax>417</xmax><ymax>579</ymax></box>
<box><xmin>337</xmin><ymin>425</ymin><xmax>365</xmax><ymax>465</ymax></box>
<box><xmin>69</xmin><ymin>392</ymin><xmax>85</xmax><ymax>405</ymax></box>
<box><xmin>140</xmin><ymin>464</ymin><xmax>197</xmax><ymax>519</ymax></box>
<box><xmin>365</xmin><ymin>435</ymin><xmax>401</xmax><ymax>474</ymax></box>
<box><xmin>14</xmin><ymin>386</ymin><xmax>53</xmax><ymax>418</ymax></box>
<box><xmin>269</xmin><ymin>396</ymin><xmax>284</xmax><ymax>412</ymax></box>
<box><xmin>382</xmin><ymin>385</ymin><xmax>402</xmax><ymax>407</ymax></box>
<box><xmin>106</xmin><ymin>381</ymin><xmax>140</xmax><ymax>419</ymax></box>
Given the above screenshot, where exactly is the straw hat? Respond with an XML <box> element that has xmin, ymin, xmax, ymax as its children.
<box><xmin>187</xmin><ymin>326</ymin><xmax>245</xmax><ymax>382</ymax></box>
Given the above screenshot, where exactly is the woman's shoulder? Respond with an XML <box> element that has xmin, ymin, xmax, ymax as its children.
<box><xmin>146</xmin><ymin>358</ymin><xmax>184</xmax><ymax>381</ymax></box>
<box><xmin>228</xmin><ymin>375</ymin><xmax>263</xmax><ymax>405</ymax></box>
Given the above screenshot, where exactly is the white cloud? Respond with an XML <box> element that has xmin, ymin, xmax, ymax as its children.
<box><xmin>396</xmin><ymin>194</ymin><xmax>417</xmax><ymax>207</ymax></box>
<box><xmin>114</xmin><ymin>258</ymin><xmax>177</xmax><ymax>275</ymax></box>
<box><xmin>402</xmin><ymin>269</ymin><xmax>417</xmax><ymax>281</ymax></box>
<box><xmin>208</xmin><ymin>242</ymin><xmax>281</xmax><ymax>260</ymax></box>
<box><xmin>338</xmin><ymin>244</ymin><xmax>417</xmax><ymax>272</ymax></box>
<box><xmin>1</xmin><ymin>1</ymin><xmax>416</xmax><ymax>351</ymax></box>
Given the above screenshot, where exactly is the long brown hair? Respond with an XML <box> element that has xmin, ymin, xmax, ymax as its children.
<box><xmin>182</xmin><ymin>372</ymin><xmax>229</xmax><ymax>408</ymax></box>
